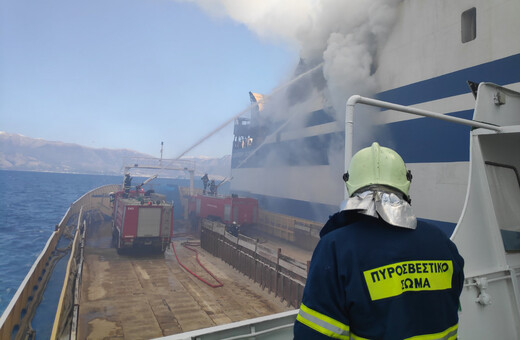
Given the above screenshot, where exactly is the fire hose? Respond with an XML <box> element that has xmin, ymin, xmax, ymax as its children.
<box><xmin>171</xmin><ymin>241</ymin><xmax>224</xmax><ymax>288</ymax></box>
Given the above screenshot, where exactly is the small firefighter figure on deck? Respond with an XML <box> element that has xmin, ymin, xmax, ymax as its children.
<box><xmin>294</xmin><ymin>142</ymin><xmax>465</xmax><ymax>339</ymax></box>
<box><xmin>209</xmin><ymin>180</ymin><xmax>217</xmax><ymax>196</ymax></box>
<box><xmin>123</xmin><ymin>173</ymin><xmax>132</xmax><ymax>197</ymax></box>
<box><xmin>201</xmin><ymin>173</ymin><xmax>209</xmax><ymax>194</ymax></box>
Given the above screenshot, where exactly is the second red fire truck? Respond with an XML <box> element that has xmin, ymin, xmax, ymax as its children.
<box><xmin>188</xmin><ymin>194</ymin><xmax>258</xmax><ymax>235</ymax></box>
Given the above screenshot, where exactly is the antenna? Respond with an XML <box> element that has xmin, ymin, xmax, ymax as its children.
<box><xmin>160</xmin><ymin>141</ymin><xmax>164</xmax><ymax>166</ymax></box>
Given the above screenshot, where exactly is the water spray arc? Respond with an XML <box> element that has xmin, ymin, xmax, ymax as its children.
<box><xmin>127</xmin><ymin>63</ymin><xmax>324</xmax><ymax>188</ymax></box>
<box><xmin>174</xmin><ymin>63</ymin><xmax>324</xmax><ymax>161</ymax></box>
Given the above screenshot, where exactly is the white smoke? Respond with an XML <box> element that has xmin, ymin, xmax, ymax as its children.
<box><xmin>178</xmin><ymin>0</ymin><xmax>402</xmax><ymax>115</ymax></box>
<box><xmin>178</xmin><ymin>0</ymin><xmax>316</xmax><ymax>45</ymax></box>
<box><xmin>177</xmin><ymin>0</ymin><xmax>402</xmax><ymax>216</ymax></box>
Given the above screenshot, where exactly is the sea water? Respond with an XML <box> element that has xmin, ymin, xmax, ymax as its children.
<box><xmin>0</xmin><ymin>170</ymin><xmax>121</xmax><ymax>315</ymax></box>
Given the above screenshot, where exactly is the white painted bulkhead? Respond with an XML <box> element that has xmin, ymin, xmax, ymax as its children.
<box><xmin>373</xmin><ymin>0</ymin><xmax>520</xmax><ymax>227</ymax></box>
<box><xmin>375</xmin><ymin>0</ymin><xmax>520</xmax><ymax>91</ymax></box>
<box><xmin>451</xmin><ymin>83</ymin><xmax>520</xmax><ymax>338</ymax></box>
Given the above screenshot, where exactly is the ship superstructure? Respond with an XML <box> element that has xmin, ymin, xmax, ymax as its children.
<box><xmin>230</xmin><ymin>0</ymin><xmax>520</xmax><ymax>235</ymax></box>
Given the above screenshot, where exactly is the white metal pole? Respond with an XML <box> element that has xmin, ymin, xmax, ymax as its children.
<box><xmin>344</xmin><ymin>95</ymin><xmax>361</xmax><ymax>200</ymax></box>
<box><xmin>352</xmin><ymin>96</ymin><xmax>502</xmax><ymax>131</ymax></box>
<box><xmin>189</xmin><ymin>170</ymin><xmax>194</xmax><ymax>196</ymax></box>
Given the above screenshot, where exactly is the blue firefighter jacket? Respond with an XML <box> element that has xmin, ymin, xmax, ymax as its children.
<box><xmin>294</xmin><ymin>210</ymin><xmax>464</xmax><ymax>340</ymax></box>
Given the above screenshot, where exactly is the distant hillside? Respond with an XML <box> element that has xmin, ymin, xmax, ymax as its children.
<box><xmin>0</xmin><ymin>132</ymin><xmax>231</xmax><ymax>178</ymax></box>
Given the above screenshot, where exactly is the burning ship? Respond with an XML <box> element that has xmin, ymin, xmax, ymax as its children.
<box><xmin>2</xmin><ymin>0</ymin><xmax>520</xmax><ymax>339</ymax></box>
<box><xmin>230</xmin><ymin>0</ymin><xmax>520</xmax><ymax>235</ymax></box>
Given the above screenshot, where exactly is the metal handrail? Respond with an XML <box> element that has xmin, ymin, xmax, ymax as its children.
<box><xmin>343</xmin><ymin>95</ymin><xmax>503</xmax><ymax>199</ymax></box>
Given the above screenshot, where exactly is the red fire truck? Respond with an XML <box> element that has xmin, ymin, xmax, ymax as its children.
<box><xmin>188</xmin><ymin>194</ymin><xmax>258</xmax><ymax>235</ymax></box>
<box><xmin>111</xmin><ymin>190</ymin><xmax>174</xmax><ymax>254</ymax></box>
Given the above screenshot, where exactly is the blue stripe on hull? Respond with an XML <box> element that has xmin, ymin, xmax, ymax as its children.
<box><xmin>376</xmin><ymin>110</ymin><xmax>473</xmax><ymax>163</ymax></box>
<box><xmin>377</xmin><ymin>53</ymin><xmax>520</xmax><ymax>106</ymax></box>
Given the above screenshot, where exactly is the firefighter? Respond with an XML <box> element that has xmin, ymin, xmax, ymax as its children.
<box><xmin>228</xmin><ymin>221</ymin><xmax>240</xmax><ymax>237</ymax></box>
<box><xmin>294</xmin><ymin>142</ymin><xmax>464</xmax><ymax>339</ymax></box>
<box><xmin>123</xmin><ymin>173</ymin><xmax>132</xmax><ymax>198</ymax></box>
<box><xmin>209</xmin><ymin>180</ymin><xmax>216</xmax><ymax>196</ymax></box>
<box><xmin>202</xmin><ymin>173</ymin><xmax>209</xmax><ymax>194</ymax></box>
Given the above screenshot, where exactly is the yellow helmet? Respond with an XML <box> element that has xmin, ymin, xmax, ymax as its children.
<box><xmin>344</xmin><ymin>142</ymin><xmax>412</xmax><ymax>198</ymax></box>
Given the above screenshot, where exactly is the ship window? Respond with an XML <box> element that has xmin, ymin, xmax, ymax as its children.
<box><xmin>461</xmin><ymin>7</ymin><xmax>477</xmax><ymax>43</ymax></box>
<box><xmin>485</xmin><ymin>162</ymin><xmax>520</xmax><ymax>252</ymax></box>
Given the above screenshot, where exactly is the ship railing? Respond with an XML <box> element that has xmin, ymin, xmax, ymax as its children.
<box><xmin>50</xmin><ymin>206</ymin><xmax>84</xmax><ymax>340</ymax></box>
<box><xmin>50</xmin><ymin>184</ymin><xmax>120</xmax><ymax>340</ymax></box>
<box><xmin>0</xmin><ymin>184</ymin><xmax>119</xmax><ymax>340</ymax></box>
<box><xmin>344</xmin><ymin>93</ymin><xmax>502</xmax><ymax>200</ymax></box>
<box><xmin>201</xmin><ymin>220</ymin><xmax>307</xmax><ymax>308</ymax></box>
<box><xmin>154</xmin><ymin>310</ymin><xmax>298</xmax><ymax>340</ymax></box>
<box><xmin>0</xmin><ymin>219</ymin><xmax>66</xmax><ymax>340</ymax></box>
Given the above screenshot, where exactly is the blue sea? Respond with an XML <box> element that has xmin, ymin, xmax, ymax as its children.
<box><xmin>0</xmin><ymin>170</ymin><xmax>122</xmax><ymax>315</ymax></box>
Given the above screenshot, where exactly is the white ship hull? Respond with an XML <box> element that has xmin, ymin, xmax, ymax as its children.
<box><xmin>231</xmin><ymin>0</ymin><xmax>520</xmax><ymax>237</ymax></box>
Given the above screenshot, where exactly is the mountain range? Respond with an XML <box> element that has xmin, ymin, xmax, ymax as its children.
<box><xmin>0</xmin><ymin>132</ymin><xmax>231</xmax><ymax>178</ymax></box>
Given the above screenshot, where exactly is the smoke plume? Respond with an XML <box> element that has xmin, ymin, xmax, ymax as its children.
<box><xmin>179</xmin><ymin>0</ymin><xmax>402</xmax><ymax>115</ymax></box>
<box><xmin>177</xmin><ymin>0</ymin><xmax>403</xmax><ymax>217</ymax></box>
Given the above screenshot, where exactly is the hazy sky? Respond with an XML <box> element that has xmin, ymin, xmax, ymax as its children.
<box><xmin>0</xmin><ymin>0</ymin><xmax>298</xmax><ymax>158</ymax></box>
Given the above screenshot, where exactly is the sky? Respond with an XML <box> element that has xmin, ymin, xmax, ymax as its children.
<box><xmin>1</xmin><ymin>0</ymin><xmax>402</xmax><ymax>159</ymax></box>
<box><xmin>0</xmin><ymin>0</ymin><xmax>299</xmax><ymax>158</ymax></box>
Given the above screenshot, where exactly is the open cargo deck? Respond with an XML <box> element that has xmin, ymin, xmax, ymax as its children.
<box><xmin>78</xmin><ymin>217</ymin><xmax>292</xmax><ymax>339</ymax></box>
<box><xmin>1</xmin><ymin>185</ymin><xmax>314</xmax><ymax>340</ymax></box>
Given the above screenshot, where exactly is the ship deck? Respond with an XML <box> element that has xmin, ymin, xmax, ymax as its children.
<box><xmin>78</xmin><ymin>218</ymin><xmax>293</xmax><ymax>339</ymax></box>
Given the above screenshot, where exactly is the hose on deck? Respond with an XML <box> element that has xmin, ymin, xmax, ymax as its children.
<box><xmin>171</xmin><ymin>241</ymin><xmax>224</xmax><ymax>288</ymax></box>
